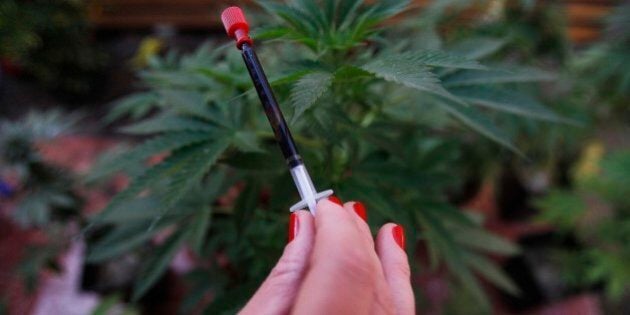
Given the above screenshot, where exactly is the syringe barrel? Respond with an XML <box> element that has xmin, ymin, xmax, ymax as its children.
<box><xmin>241</xmin><ymin>43</ymin><xmax>303</xmax><ymax>168</ymax></box>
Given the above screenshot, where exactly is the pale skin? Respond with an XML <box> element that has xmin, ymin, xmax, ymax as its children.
<box><xmin>239</xmin><ymin>199</ymin><xmax>415</xmax><ymax>315</ymax></box>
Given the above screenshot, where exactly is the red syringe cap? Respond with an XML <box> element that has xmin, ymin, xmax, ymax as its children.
<box><xmin>221</xmin><ymin>6</ymin><xmax>253</xmax><ymax>49</ymax></box>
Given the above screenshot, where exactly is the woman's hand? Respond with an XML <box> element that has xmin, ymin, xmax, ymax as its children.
<box><xmin>240</xmin><ymin>197</ymin><xmax>414</xmax><ymax>314</ymax></box>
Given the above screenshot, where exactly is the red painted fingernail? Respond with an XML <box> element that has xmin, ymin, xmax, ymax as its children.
<box><xmin>353</xmin><ymin>202</ymin><xmax>367</xmax><ymax>222</ymax></box>
<box><xmin>392</xmin><ymin>225</ymin><xmax>405</xmax><ymax>250</ymax></box>
<box><xmin>288</xmin><ymin>213</ymin><xmax>299</xmax><ymax>243</ymax></box>
<box><xmin>328</xmin><ymin>195</ymin><xmax>342</xmax><ymax>205</ymax></box>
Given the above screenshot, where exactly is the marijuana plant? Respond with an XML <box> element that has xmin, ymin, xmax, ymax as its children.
<box><xmin>89</xmin><ymin>0</ymin><xmax>566</xmax><ymax>311</ymax></box>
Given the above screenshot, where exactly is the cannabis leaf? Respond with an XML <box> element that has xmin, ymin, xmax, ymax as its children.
<box><xmin>450</xmin><ymin>86</ymin><xmax>571</xmax><ymax>123</ymax></box>
<box><xmin>94</xmin><ymin>139</ymin><xmax>230</xmax><ymax>224</ymax></box>
<box><xmin>407</xmin><ymin>51</ymin><xmax>486</xmax><ymax>70</ymax></box>
<box><xmin>443</xmin><ymin>66</ymin><xmax>555</xmax><ymax>86</ymax></box>
<box><xmin>105</xmin><ymin>92</ymin><xmax>159</xmax><ymax>122</ymax></box>
<box><xmin>89</xmin><ymin>132</ymin><xmax>216</xmax><ymax>179</ymax></box>
<box><xmin>448</xmin><ymin>37</ymin><xmax>507</xmax><ymax>60</ymax></box>
<box><xmin>119</xmin><ymin>114</ymin><xmax>218</xmax><ymax>135</ymax></box>
<box><xmin>436</xmin><ymin>98</ymin><xmax>520</xmax><ymax>153</ymax></box>
<box><xmin>465</xmin><ymin>252</ymin><xmax>520</xmax><ymax>295</ymax></box>
<box><xmin>290</xmin><ymin>71</ymin><xmax>333</xmax><ymax>122</ymax></box>
<box><xmin>361</xmin><ymin>53</ymin><xmax>462</xmax><ymax>103</ymax></box>
<box><xmin>132</xmin><ymin>227</ymin><xmax>193</xmax><ymax>300</ymax></box>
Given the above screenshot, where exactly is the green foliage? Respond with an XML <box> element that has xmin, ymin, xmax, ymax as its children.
<box><xmin>0</xmin><ymin>111</ymin><xmax>84</xmax><ymax>299</ymax></box>
<box><xmin>290</xmin><ymin>71</ymin><xmax>334</xmax><ymax>121</ymax></box>
<box><xmin>0</xmin><ymin>111</ymin><xmax>81</xmax><ymax>227</ymax></box>
<box><xmin>88</xmin><ymin>0</ymin><xmax>570</xmax><ymax>311</ymax></box>
<box><xmin>535</xmin><ymin>150</ymin><xmax>630</xmax><ymax>300</ymax></box>
<box><xmin>573</xmin><ymin>3</ymin><xmax>630</xmax><ymax>114</ymax></box>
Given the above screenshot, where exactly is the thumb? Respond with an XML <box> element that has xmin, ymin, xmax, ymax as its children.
<box><xmin>239</xmin><ymin>210</ymin><xmax>315</xmax><ymax>315</ymax></box>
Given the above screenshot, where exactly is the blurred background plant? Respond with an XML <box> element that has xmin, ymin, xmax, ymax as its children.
<box><xmin>0</xmin><ymin>110</ymin><xmax>81</xmax><ymax>228</ymax></box>
<box><xmin>0</xmin><ymin>110</ymin><xmax>83</xmax><ymax>292</ymax></box>
<box><xmin>572</xmin><ymin>3</ymin><xmax>630</xmax><ymax>116</ymax></box>
<box><xmin>531</xmin><ymin>2</ymin><xmax>630</xmax><ymax>310</ymax></box>
<box><xmin>535</xmin><ymin>147</ymin><xmax>630</xmax><ymax>302</ymax></box>
<box><xmin>0</xmin><ymin>0</ymin><xmax>107</xmax><ymax>99</ymax></box>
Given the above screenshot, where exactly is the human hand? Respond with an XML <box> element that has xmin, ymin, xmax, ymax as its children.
<box><xmin>239</xmin><ymin>197</ymin><xmax>414</xmax><ymax>314</ymax></box>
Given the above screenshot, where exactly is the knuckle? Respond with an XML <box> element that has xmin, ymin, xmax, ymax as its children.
<box><xmin>268</xmin><ymin>255</ymin><xmax>304</xmax><ymax>283</ymax></box>
<box><xmin>334</xmin><ymin>247</ymin><xmax>378</xmax><ymax>284</ymax></box>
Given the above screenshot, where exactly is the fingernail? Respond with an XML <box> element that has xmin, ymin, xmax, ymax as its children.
<box><xmin>288</xmin><ymin>213</ymin><xmax>299</xmax><ymax>243</ymax></box>
<box><xmin>392</xmin><ymin>225</ymin><xmax>405</xmax><ymax>250</ymax></box>
<box><xmin>353</xmin><ymin>202</ymin><xmax>367</xmax><ymax>222</ymax></box>
<box><xmin>328</xmin><ymin>195</ymin><xmax>342</xmax><ymax>205</ymax></box>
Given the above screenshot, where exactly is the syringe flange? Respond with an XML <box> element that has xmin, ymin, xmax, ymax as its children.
<box><xmin>289</xmin><ymin>189</ymin><xmax>334</xmax><ymax>213</ymax></box>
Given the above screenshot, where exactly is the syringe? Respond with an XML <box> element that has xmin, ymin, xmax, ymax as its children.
<box><xmin>221</xmin><ymin>7</ymin><xmax>333</xmax><ymax>214</ymax></box>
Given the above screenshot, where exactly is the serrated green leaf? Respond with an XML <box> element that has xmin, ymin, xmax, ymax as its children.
<box><xmin>361</xmin><ymin>53</ymin><xmax>441</xmax><ymax>90</ymax></box>
<box><xmin>91</xmin><ymin>197</ymin><xmax>161</xmax><ymax>224</ymax></box>
<box><xmin>158</xmin><ymin>139</ymin><xmax>231</xmax><ymax>209</ymax></box>
<box><xmin>450</xmin><ymin>86</ymin><xmax>572</xmax><ymax>123</ymax></box>
<box><xmin>290</xmin><ymin>71</ymin><xmax>333</xmax><ymax>122</ymax></box>
<box><xmin>105</xmin><ymin>92</ymin><xmax>159</xmax><ymax>123</ymax></box>
<box><xmin>98</xmin><ymin>139</ymin><xmax>230</xmax><ymax>224</ymax></box>
<box><xmin>119</xmin><ymin>114</ymin><xmax>219</xmax><ymax>135</ymax></box>
<box><xmin>444</xmin><ymin>67</ymin><xmax>555</xmax><ymax>87</ymax></box>
<box><xmin>361</xmin><ymin>53</ymin><xmax>464</xmax><ymax>104</ymax></box>
<box><xmin>232</xmin><ymin>131</ymin><xmax>264</xmax><ymax>153</ymax></box>
<box><xmin>189</xmin><ymin>206</ymin><xmax>211</xmax><ymax>255</ymax></box>
<box><xmin>416</xmin><ymin>208</ymin><xmax>489</xmax><ymax>308</ymax></box>
<box><xmin>89</xmin><ymin>132</ymin><xmax>215</xmax><ymax>180</ymax></box>
<box><xmin>437</xmin><ymin>99</ymin><xmax>520</xmax><ymax>153</ymax></box>
<box><xmin>259</xmin><ymin>3</ymin><xmax>319</xmax><ymax>39</ymax></box>
<box><xmin>160</xmin><ymin>90</ymin><xmax>216</xmax><ymax>121</ymax></box>
<box><xmin>87</xmin><ymin>219</ymin><xmax>173</xmax><ymax>262</ymax></box>
<box><xmin>132</xmin><ymin>227</ymin><xmax>192</xmax><ymax>301</ymax></box>
<box><xmin>408</xmin><ymin>51</ymin><xmax>486</xmax><ymax>70</ymax></box>
<box><xmin>465</xmin><ymin>251</ymin><xmax>520</xmax><ymax>295</ymax></box>
<box><xmin>453</xmin><ymin>227</ymin><xmax>521</xmax><ymax>255</ymax></box>
<box><xmin>415</xmin><ymin>206</ymin><xmax>456</xmax><ymax>260</ymax></box>
<box><xmin>428</xmin><ymin>203</ymin><xmax>477</xmax><ymax>227</ymax></box>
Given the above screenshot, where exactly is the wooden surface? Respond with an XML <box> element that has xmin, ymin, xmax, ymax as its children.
<box><xmin>87</xmin><ymin>0</ymin><xmax>618</xmax><ymax>43</ymax></box>
<box><xmin>87</xmin><ymin>0</ymin><xmax>252</xmax><ymax>29</ymax></box>
<box><xmin>564</xmin><ymin>0</ymin><xmax>616</xmax><ymax>43</ymax></box>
